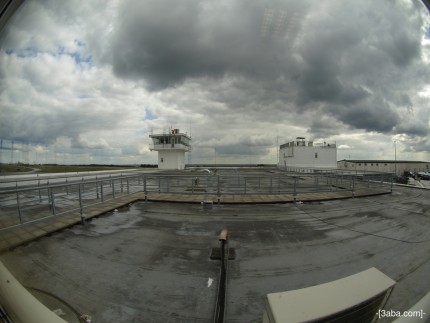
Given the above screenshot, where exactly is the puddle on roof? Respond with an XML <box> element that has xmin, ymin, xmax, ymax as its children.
<box><xmin>69</xmin><ymin>204</ymin><xmax>142</xmax><ymax>236</ymax></box>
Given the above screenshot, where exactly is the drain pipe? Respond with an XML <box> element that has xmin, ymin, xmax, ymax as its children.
<box><xmin>213</xmin><ymin>229</ymin><xmax>229</xmax><ymax>323</ymax></box>
<box><xmin>0</xmin><ymin>260</ymin><xmax>68</xmax><ymax>323</ymax></box>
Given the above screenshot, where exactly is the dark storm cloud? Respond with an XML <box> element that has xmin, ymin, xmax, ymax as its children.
<box><xmin>395</xmin><ymin>123</ymin><xmax>429</xmax><ymax>137</ymax></box>
<box><xmin>398</xmin><ymin>93</ymin><xmax>413</xmax><ymax>110</ymax></box>
<box><xmin>401</xmin><ymin>135</ymin><xmax>430</xmax><ymax>154</ymax></box>
<box><xmin>110</xmin><ymin>0</ymin><xmax>307</xmax><ymax>90</ymax></box>
<box><xmin>295</xmin><ymin>1</ymin><xmax>422</xmax><ymax>102</ymax></box>
<box><xmin>307</xmin><ymin>116</ymin><xmax>344</xmax><ymax>138</ymax></box>
<box><xmin>109</xmin><ymin>0</ymin><xmax>430</xmax><ymax>140</ymax></box>
<box><xmin>386</xmin><ymin>31</ymin><xmax>421</xmax><ymax>67</ymax></box>
<box><xmin>295</xmin><ymin>1</ymin><xmax>428</xmax><ymax>137</ymax></box>
<box><xmin>326</xmin><ymin>96</ymin><xmax>401</xmax><ymax>133</ymax></box>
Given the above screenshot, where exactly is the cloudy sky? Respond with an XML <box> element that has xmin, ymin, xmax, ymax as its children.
<box><xmin>1</xmin><ymin>0</ymin><xmax>430</xmax><ymax>165</ymax></box>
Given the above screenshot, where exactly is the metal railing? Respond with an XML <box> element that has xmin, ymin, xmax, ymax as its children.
<box><xmin>140</xmin><ymin>171</ymin><xmax>393</xmax><ymax>195</ymax></box>
<box><xmin>0</xmin><ymin>174</ymin><xmax>144</xmax><ymax>232</ymax></box>
<box><xmin>0</xmin><ymin>170</ymin><xmax>393</xmax><ymax>231</ymax></box>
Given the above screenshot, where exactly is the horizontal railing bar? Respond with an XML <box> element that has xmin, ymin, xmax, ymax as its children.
<box><xmin>0</xmin><ymin>169</ymin><xmax>143</xmax><ymax>184</ymax></box>
<box><xmin>0</xmin><ymin>174</ymin><xmax>142</xmax><ymax>194</ymax></box>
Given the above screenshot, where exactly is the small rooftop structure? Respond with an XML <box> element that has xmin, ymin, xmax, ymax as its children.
<box><xmin>149</xmin><ymin>128</ymin><xmax>191</xmax><ymax>170</ymax></box>
<box><xmin>279</xmin><ymin>137</ymin><xmax>337</xmax><ymax>171</ymax></box>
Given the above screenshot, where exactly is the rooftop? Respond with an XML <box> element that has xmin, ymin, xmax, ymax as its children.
<box><xmin>1</xmin><ymin>172</ymin><xmax>430</xmax><ymax>322</ymax></box>
<box><xmin>149</xmin><ymin>128</ymin><xmax>191</xmax><ymax>139</ymax></box>
<box><xmin>280</xmin><ymin>141</ymin><xmax>336</xmax><ymax>149</ymax></box>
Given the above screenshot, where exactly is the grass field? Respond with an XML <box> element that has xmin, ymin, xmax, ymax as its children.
<box><xmin>0</xmin><ymin>164</ymin><xmax>137</xmax><ymax>174</ymax></box>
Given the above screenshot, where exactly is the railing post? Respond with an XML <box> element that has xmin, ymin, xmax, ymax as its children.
<box><xmin>112</xmin><ymin>179</ymin><xmax>115</xmax><ymax>199</ymax></box>
<box><xmin>121</xmin><ymin>175</ymin><xmax>124</xmax><ymax>193</ymax></box>
<box><xmin>101</xmin><ymin>181</ymin><xmax>104</xmax><ymax>202</ymax></box>
<box><xmin>78</xmin><ymin>184</ymin><xmax>85</xmax><ymax>224</ymax></box>
<box><xmin>47</xmin><ymin>187</ymin><xmax>52</xmax><ymax>211</ymax></box>
<box><xmin>391</xmin><ymin>173</ymin><xmax>394</xmax><ymax>193</ymax></box>
<box><xmin>50</xmin><ymin>191</ymin><xmax>56</xmax><ymax>215</ymax></box>
<box><xmin>217</xmin><ymin>175</ymin><xmax>221</xmax><ymax>204</ymax></box>
<box><xmin>38</xmin><ymin>180</ymin><xmax>42</xmax><ymax>203</ymax></box>
<box><xmin>352</xmin><ymin>175</ymin><xmax>355</xmax><ymax>198</ymax></box>
<box><xmin>127</xmin><ymin>178</ymin><xmax>130</xmax><ymax>194</ymax></box>
<box><xmin>335</xmin><ymin>173</ymin><xmax>338</xmax><ymax>191</ymax></box>
<box><xmin>293</xmin><ymin>176</ymin><xmax>297</xmax><ymax>197</ymax></box>
<box><xmin>96</xmin><ymin>176</ymin><xmax>99</xmax><ymax>199</ymax></box>
<box><xmin>192</xmin><ymin>177</ymin><xmax>195</xmax><ymax>194</ymax></box>
<box><xmin>81</xmin><ymin>177</ymin><xmax>85</xmax><ymax>195</ymax></box>
<box><xmin>16</xmin><ymin>191</ymin><xmax>23</xmax><ymax>224</ymax></box>
<box><xmin>270</xmin><ymin>176</ymin><xmax>273</xmax><ymax>194</ymax></box>
<box><xmin>144</xmin><ymin>175</ymin><xmax>147</xmax><ymax>201</ymax></box>
<box><xmin>278</xmin><ymin>176</ymin><xmax>280</xmax><ymax>193</ymax></box>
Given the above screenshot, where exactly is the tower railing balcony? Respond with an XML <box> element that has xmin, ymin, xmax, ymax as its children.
<box><xmin>150</xmin><ymin>143</ymin><xmax>191</xmax><ymax>151</ymax></box>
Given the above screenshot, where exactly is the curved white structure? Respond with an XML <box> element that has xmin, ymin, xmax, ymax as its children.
<box><xmin>263</xmin><ymin>267</ymin><xmax>395</xmax><ymax>323</ymax></box>
<box><xmin>0</xmin><ymin>260</ymin><xmax>68</xmax><ymax>323</ymax></box>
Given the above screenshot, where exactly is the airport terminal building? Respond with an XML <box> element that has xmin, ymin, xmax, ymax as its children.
<box><xmin>337</xmin><ymin>160</ymin><xmax>430</xmax><ymax>176</ymax></box>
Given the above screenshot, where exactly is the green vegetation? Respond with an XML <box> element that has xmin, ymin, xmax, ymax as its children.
<box><xmin>0</xmin><ymin>164</ymin><xmax>34</xmax><ymax>173</ymax></box>
<box><xmin>36</xmin><ymin>165</ymin><xmax>137</xmax><ymax>173</ymax></box>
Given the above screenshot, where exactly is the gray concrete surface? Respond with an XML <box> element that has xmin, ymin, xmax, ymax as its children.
<box><xmin>1</xmin><ymin>185</ymin><xmax>430</xmax><ymax>322</ymax></box>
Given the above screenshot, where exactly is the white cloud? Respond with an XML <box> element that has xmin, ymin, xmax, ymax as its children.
<box><xmin>338</xmin><ymin>145</ymin><xmax>351</xmax><ymax>150</ymax></box>
<box><xmin>1</xmin><ymin>0</ymin><xmax>430</xmax><ymax>165</ymax></box>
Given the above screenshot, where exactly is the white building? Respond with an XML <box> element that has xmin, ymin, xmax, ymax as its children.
<box><xmin>337</xmin><ymin>160</ymin><xmax>430</xmax><ymax>176</ymax></box>
<box><xmin>149</xmin><ymin>129</ymin><xmax>191</xmax><ymax>170</ymax></box>
<box><xmin>278</xmin><ymin>137</ymin><xmax>337</xmax><ymax>171</ymax></box>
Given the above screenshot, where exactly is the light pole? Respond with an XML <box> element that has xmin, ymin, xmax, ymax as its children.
<box><xmin>394</xmin><ymin>140</ymin><xmax>397</xmax><ymax>176</ymax></box>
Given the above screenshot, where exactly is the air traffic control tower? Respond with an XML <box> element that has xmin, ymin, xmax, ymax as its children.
<box><xmin>149</xmin><ymin>129</ymin><xmax>191</xmax><ymax>170</ymax></box>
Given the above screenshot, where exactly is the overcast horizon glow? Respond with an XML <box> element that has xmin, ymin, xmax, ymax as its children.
<box><xmin>1</xmin><ymin>0</ymin><xmax>430</xmax><ymax>165</ymax></box>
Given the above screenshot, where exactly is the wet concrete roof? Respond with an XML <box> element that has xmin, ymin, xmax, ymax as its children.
<box><xmin>2</xmin><ymin>185</ymin><xmax>430</xmax><ymax>322</ymax></box>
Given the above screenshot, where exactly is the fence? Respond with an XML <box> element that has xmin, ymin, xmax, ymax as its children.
<box><xmin>0</xmin><ymin>170</ymin><xmax>393</xmax><ymax>231</ymax></box>
<box><xmin>145</xmin><ymin>171</ymin><xmax>393</xmax><ymax>195</ymax></box>
<box><xmin>0</xmin><ymin>174</ymin><xmax>143</xmax><ymax>231</ymax></box>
